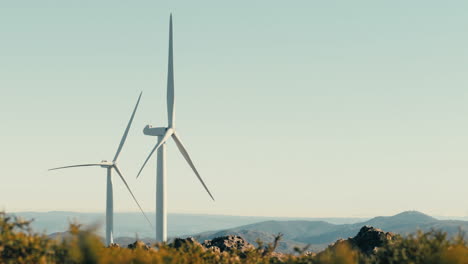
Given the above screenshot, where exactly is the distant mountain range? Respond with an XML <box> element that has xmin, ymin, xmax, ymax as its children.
<box><xmin>9</xmin><ymin>211</ymin><xmax>468</xmax><ymax>253</ymax></box>
<box><xmin>7</xmin><ymin>211</ymin><xmax>366</xmax><ymax>238</ymax></box>
<box><xmin>192</xmin><ymin>211</ymin><xmax>468</xmax><ymax>253</ymax></box>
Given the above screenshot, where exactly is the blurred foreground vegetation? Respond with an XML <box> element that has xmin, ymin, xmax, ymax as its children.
<box><xmin>1</xmin><ymin>212</ymin><xmax>468</xmax><ymax>264</ymax></box>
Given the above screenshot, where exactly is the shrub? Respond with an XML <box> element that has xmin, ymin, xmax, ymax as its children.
<box><xmin>2</xmin><ymin>211</ymin><xmax>468</xmax><ymax>264</ymax></box>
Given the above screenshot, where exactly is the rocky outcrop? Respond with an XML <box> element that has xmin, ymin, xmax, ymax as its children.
<box><xmin>202</xmin><ymin>235</ymin><xmax>255</xmax><ymax>253</ymax></box>
<box><xmin>349</xmin><ymin>226</ymin><xmax>395</xmax><ymax>254</ymax></box>
<box><xmin>170</xmin><ymin>237</ymin><xmax>203</xmax><ymax>249</ymax></box>
<box><xmin>328</xmin><ymin>226</ymin><xmax>395</xmax><ymax>255</ymax></box>
<box><xmin>128</xmin><ymin>226</ymin><xmax>393</xmax><ymax>256</ymax></box>
<box><xmin>127</xmin><ymin>240</ymin><xmax>150</xmax><ymax>250</ymax></box>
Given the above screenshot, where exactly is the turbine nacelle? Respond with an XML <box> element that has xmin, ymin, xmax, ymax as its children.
<box><xmin>143</xmin><ymin>125</ymin><xmax>168</xmax><ymax>137</ymax></box>
<box><xmin>100</xmin><ymin>160</ymin><xmax>114</xmax><ymax>168</ymax></box>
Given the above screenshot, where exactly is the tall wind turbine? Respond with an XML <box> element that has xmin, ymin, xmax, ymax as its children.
<box><xmin>49</xmin><ymin>92</ymin><xmax>151</xmax><ymax>246</ymax></box>
<box><xmin>137</xmin><ymin>14</ymin><xmax>215</xmax><ymax>243</ymax></box>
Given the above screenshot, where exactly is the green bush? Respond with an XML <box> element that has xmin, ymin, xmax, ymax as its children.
<box><xmin>372</xmin><ymin>230</ymin><xmax>468</xmax><ymax>264</ymax></box>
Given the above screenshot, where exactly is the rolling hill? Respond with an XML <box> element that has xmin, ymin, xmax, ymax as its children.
<box><xmin>7</xmin><ymin>211</ymin><xmax>366</xmax><ymax>238</ymax></box>
<box><xmin>193</xmin><ymin>211</ymin><xmax>468</xmax><ymax>253</ymax></box>
<box><xmin>12</xmin><ymin>210</ymin><xmax>468</xmax><ymax>253</ymax></box>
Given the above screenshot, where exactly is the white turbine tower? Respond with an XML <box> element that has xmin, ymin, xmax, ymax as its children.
<box><xmin>137</xmin><ymin>14</ymin><xmax>215</xmax><ymax>243</ymax></box>
<box><xmin>49</xmin><ymin>92</ymin><xmax>151</xmax><ymax>246</ymax></box>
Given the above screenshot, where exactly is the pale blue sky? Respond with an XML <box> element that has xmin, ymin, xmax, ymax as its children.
<box><xmin>1</xmin><ymin>0</ymin><xmax>468</xmax><ymax>218</ymax></box>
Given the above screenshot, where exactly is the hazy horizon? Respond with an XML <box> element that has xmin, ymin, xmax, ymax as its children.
<box><xmin>4</xmin><ymin>209</ymin><xmax>468</xmax><ymax>221</ymax></box>
<box><xmin>2</xmin><ymin>1</ymin><xmax>468</xmax><ymax>218</ymax></box>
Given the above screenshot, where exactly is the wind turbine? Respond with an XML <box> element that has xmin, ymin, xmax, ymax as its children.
<box><xmin>137</xmin><ymin>14</ymin><xmax>215</xmax><ymax>243</ymax></box>
<box><xmin>49</xmin><ymin>92</ymin><xmax>151</xmax><ymax>246</ymax></box>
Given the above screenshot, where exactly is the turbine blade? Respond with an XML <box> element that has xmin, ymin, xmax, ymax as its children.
<box><xmin>49</xmin><ymin>163</ymin><xmax>103</xmax><ymax>171</ymax></box>
<box><xmin>113</xmin><ymin>92</ymin><xmax>143</xmax><ymax>162</ymax></box>
<box><xmin>113</xmin><ymin>165</ymin><xmax>153</xmax><ymax>229</ymax></box>
<box><xmin>172</xmin><ymin>133</ymin><xmax>215</xmax><ymax>201</ymax></box>
<box><xmin>136</xmin><ymin>129</ymin><xmax>173</xmax><ymax>178</ymax></box>
<box><xmin>167</xmin><ymin>14</ymin><xmax>175</xmax><ymax>128</ymax></box>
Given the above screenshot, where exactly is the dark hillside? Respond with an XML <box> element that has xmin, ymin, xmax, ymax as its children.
<box><xmin>194</xmin><ymin>211</ymin><xmax>468</xmax><ymax>253</ymax></box>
